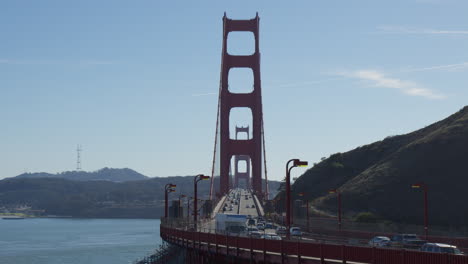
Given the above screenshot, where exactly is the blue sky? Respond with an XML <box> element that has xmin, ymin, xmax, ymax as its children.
<box><xmin>1</xmin><ymin>0</ymin><xmax>467</xmax><ymax>181</ymax></box>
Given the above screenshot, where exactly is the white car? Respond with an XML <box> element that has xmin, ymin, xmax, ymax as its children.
<box><xmin>247</xmin><ymin>227</ymin><xmax>259</xmax><ymax>233</ymax></box>
<box><xmin>261</xmin><ymin>234</ymin><xmax>282</xmax><ymax>240</ymax></box>
<box><xmin>276</xmin><ymin>226</ymin><xmax>287</xmax><ymax>235</ymax></box>
<box><xmin>368</xmin><ymin>236</ymin><xmax>390</xmax><ymax>247</ymax></box>
<box><xmin>249</xmin><ymin>231</ymin><xmax>262</xmax><ymax>238</ymax></box>
<box><xmin>421</xmin><ymin>243</ymin><xmax>464</xmax><ymax>255</ymax></box>
<box><xmin>290</xmin><ymin>227</ymin><xmax>302</xmax><ymax>236</ymax></box>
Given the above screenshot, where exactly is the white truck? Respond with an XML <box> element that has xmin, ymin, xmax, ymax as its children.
<box><xmin>215</xmin><ymin>213</ymin><xmax>247</xmax><ymax>235</ymax></box>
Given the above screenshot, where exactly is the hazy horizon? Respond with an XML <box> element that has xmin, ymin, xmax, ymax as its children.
<box><xmin>1</xmin><ymin>0</ymin><xmax>467</xmax><ymax>180</ymax></box>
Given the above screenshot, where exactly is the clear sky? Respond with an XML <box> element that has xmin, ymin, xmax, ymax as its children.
<box><xmin>1</xmin><ymin>0</ymin><xmax>467</xmax><ymax>181</ymax></box>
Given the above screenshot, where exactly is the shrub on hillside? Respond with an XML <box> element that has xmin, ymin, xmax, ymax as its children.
<box><xmin>353</xmin><ymin>212</ymin><xmax>379</xmax><ymax>223</ymax></box>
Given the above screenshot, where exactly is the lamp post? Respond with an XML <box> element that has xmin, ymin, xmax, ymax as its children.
<box><xmin>178</xmin><ymin>194</ymin><xmax>186</xmax><ymax>218</ymax></box>
<box><xmin>164</xmin><ymin>183</ymin><xmax>176</xmax><ymax>219</ymax></box>
<box><xmin>329</xmin><ymin>189</ymin><xmax>341</xmax><ymax>231</ymax></box>
<box><xmin>412</xmin><ymin>183</ymin><xmax>429</xmax><ymax>240</ymax></box>
<box><xmin>286</xmin><ymin>159</ymin><xmax>308</xmax><ymax>236</ymax></box>
<box><xmin>194</xmin><ymin>174</ymin><xmax>210</xmax><ymax>228</ymax></box>
<box><xmin>187</xmin><ymin>197</ymin><xmax>193</xmax><ymax>221</ymax></box>
<box><xmin>299</xmin><ymin>192</ymin><xmax>309</xmax><ymax>232</ymax></box>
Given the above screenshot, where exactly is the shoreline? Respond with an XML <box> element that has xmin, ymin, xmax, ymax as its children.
<box><xmin>0</xmin><ymin>214</ymin><xmax>162</xmax><ymax>220</ymax></box>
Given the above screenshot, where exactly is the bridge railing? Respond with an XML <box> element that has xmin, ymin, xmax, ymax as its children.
<box><xmin>267</xmin><ymin>214</ymin><xmax>468</xmax><ymax>252</ymax></box>
<box><xmin>160</xmin><ymin>220</ymin><xmax>468</xmax><ymax>264</ymax></box>
<box><xmin>161</xmin><ymin>226</ymin><xmax>468</xmax><ymax>264</ymax></box>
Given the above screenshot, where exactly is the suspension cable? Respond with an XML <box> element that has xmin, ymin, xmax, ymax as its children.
<box><xmin>209</xmin><ymin>84</ymin><xmax>222</xmax><ymax>200</ymax></box>
<box><xmin>262</xmin><ymin>115</ymin><xmax>269</xmax><ymax>200</ymax></box>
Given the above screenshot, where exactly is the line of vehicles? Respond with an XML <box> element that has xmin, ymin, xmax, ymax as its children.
<box><xmin>215</xmin><ymin>212</ymin><xmax>303</xmax><ymax>241</ymax></box>
<box><xmin>368</xmin><ymin>234</ymin><xmax>464</xmax><ymax>255</ymax></box>
<box><xmin>222</xmin><ymin>193</ymin><xmax>239</xmax><ymax>212</ymax></box>
<box><xmin>215</xmin><ymin>189</ymin><xmax>464</xmax><ymax>256</ymax></box>
<box><xmin>215</xmin><ymin>212</ymin><xmax>464</xmax><ymax>255</ymax></box>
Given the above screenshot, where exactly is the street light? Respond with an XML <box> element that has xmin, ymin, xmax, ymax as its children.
<box><xmin>412</xmin><ymin>183</ymin><xmax>429</xmax><ymax>240</ymax></box>
<box><xmin>298</xmin><ymin>192</ymin><xmax>309</xmax><ymax>232</ymax></box>
<box><xmin>328</xmin><ymin>189</ymin><xmax>341</xmax><ymax>231</ymax></box>
<box><xmin>194</xmin><ymin>174</ymin><xmax>210</xmax><ymax>227</ymax></box>
<box><xmin>286</xmin><ymin>159</ymin><xmax>308</xmax><ymax>235</ymax></box>
<box><xmin>178</xmin><ymin>194</ymin><xmax>186</xmax><ymax>218</ymax></box>
<box><xmin>164</xmin><ymin>183</ymin><xmax>176</xmax><ymax>219</ymax></box>
<box><xmin>187</xmin><ymin>197</ymin><xmax>193</xmax><ymax>221</ymax></box>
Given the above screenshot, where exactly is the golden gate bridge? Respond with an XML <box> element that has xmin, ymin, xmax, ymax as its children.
<box><xmin>146</xmin><ymin>13</ymin><xmax>468</xmax><ymax>264</ymax></box>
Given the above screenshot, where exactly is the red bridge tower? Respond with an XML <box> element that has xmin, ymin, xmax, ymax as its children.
<box><xmin>219</xmin><ymin>13</ymin><xmax>264</xmax><ymax>198</ymax></box>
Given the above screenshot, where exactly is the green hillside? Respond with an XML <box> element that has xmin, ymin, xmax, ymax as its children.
<box><xmin>0</xmin><ymin>170</ymin><xmax>281</xmax><ymax>218</ymax></box>
<box><xmin>0</xmin><ymin>176</ymin><xmax>212</xmax><ymax>218</ymax></box>
<box><xmin>13</xmin><ymin>167</ymin><xmax>148</xmax><ymax>182</ymax></box>
<box><xmin>278</xmin><ymin>106</ymin><xmax>468</xmax><ymax>227</ymax></box>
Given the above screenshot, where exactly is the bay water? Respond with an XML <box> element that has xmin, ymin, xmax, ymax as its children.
<box><xmin>0</xmin><ymin>218</ymin><xmax>162</xmax><ymax>264</ymax></box>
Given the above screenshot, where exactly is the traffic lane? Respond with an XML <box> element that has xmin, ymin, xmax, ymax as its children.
<box><xmin>220</xmin><ymin>190</ymin><xmax>240</xmax><ymax>214</ymax></box>
<box><xmin>238</xmin><ymin>195</ymin><xmax>258</xmax><ymax>216</ymax></box>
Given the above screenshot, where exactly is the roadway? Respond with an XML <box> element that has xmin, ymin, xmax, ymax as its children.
<box><xmin>200</xmin><ymin>188</ymin><xmax>263</xmax><ymax>232</ymax></box>
<box><xmin>199</xmin><ymin>189</ymin><xmax>443</xmax><ymax>254</ymax></box>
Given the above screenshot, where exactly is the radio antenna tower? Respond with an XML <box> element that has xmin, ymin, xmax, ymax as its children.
<box><xmin>76</xmin><ymin>144</ymin><xmax>82</xmax><ymax>171</ymax></box>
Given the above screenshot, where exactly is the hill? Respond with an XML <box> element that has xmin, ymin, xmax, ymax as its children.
<box><xmin>278</xmin><ymin>106</ymin><xmax>468</xmax><ymax>227</ymax></box>
<box><xmin>12</xmin><ymin>168</ymin><xmax>148</xmax><ymax>182</ymax></box>
<box><xmin>0</xmin><ymin>176</ymin><xmax>212</xmax><ymax>218</ymax></box>
<box><xmin>0</xmin><ymin>172</ymin><xmax>281</xmax><ymax>218</ymax></box>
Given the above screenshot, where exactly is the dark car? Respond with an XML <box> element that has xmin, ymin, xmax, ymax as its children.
<box><xmin>390</xmin><ymin>234</ymin><xmax>426</xmax><ymax>249</ymax></box>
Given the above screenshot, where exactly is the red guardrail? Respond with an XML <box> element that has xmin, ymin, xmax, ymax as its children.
<box><xmin>160</xmin><ymin>226</ymin><xmax>468</xmax><ymax>264</ymax></box>
<box><xmin>304</xmin><ymin>227</ymin><xmax>468</xmax><ymax>251</ymax></box>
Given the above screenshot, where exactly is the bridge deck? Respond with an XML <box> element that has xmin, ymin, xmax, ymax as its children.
<box><xmin>202</xmin><ymin>188</ymin><xmax>263</xmax><ymax>232</ymax></box>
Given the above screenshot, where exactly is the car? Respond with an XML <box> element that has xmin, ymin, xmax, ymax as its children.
<box><xmin>247</xmin><ymin>227</ymin><xmax>259</xmax><ymax>232</ymax></box>
<box><xmin>251</xmin><ymin>205</ymin><xmax>255</xmax><ymax>208</ymax></box>
<box><xmin>276</xmin><ymin>227</ymin><xmax>287</xmax><ymax>235</ymax></box>
<box><xmin>421</xmin><ymin>243</ymin><xmax>464</xmax><ymax>255</ymax></box>
<box><xmin>290</xmin><ymin>227</ymin><xmax>302</xmax><ymax>236</ymax></box>
<box><xmin>390</xmin><ymin>234</ymin><xmax>426</xmax><ymax>249</ymax></box>
<box><xmin>257</xmin><ymin>223</ymin><xmax>265</xmax><ymax>231</ymax></box>
<box><xmin>368</xmin><ymin>236</ymin><xmax>391</xmax><ymax>247</ymax></box>
<box><xmin>249</xmin><ymin>231</ymin><xmax>262</xmax><ymax>238</ymax></box>
<box><xmin>248</xmin><ymin>219</ymin><xmax>256</xmax><ymax>226</ymax></box>
<box><xmin>260</xmin><ymin>234</ymin><xmax>282</xmax><ymax>240</ymax></box>
<box><xmin>265</xmin><ymin>223</ymin><xmax>275</xmax><ymax>229</ymax></box>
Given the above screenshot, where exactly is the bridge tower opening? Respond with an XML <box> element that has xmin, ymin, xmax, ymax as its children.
<box><xmin>234</xmin><ymin>126</ymin><xmax>251</xmax><ymax>189</ymax></box>
<box><xmin>217</xmin><ymin>13</ymin><xmax>264</xmax><ymax>198</ymax></box>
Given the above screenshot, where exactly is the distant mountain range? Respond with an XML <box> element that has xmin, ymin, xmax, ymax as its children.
<box><xmin>12</xmin><ymin>167</ymin><xmax>149</xmax><ymax>182</ymax></box>
<box><xmin>0</xmin><ymin>168</ymin><xmax>281</xmax><ymax>218</ymax></box>
<box><xmin>278</xmin><ymin>106</ymin><xmax>468</xmax><ymax>227</ymax></box>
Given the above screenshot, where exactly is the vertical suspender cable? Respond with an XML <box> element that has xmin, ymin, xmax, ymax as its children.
<box><xmin>209</xmin><ymin>85</ymin><xmax>222</xmax><ymax>200</ymax></box>
<box><xmin>209</xmin><ymin>24</ymin><xmax>226</xmax><ymax>200</ymax></box>
<box><xmin>262</xmin><ymin>112</ymin><xmax>269</xmax><ymax>200</ymax></box>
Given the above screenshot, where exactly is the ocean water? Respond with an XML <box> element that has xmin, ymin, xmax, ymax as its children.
<box><xmin>0</xmin><ymin>218</ymin><xmax>162</xmax><ymax>264</ymax></box>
